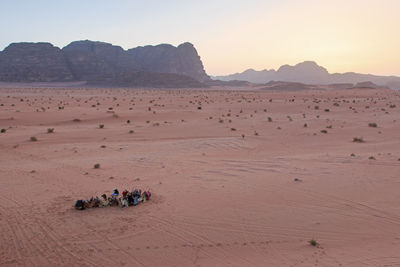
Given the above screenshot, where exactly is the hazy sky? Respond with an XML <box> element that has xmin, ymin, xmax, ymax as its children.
<box><xmin>1</xmin><ymin>0</ymin><xmax>399</xmax><ymax>76</ymax></box>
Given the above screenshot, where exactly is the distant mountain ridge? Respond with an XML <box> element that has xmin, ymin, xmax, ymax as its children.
<box><xmin>0</xmin><ymin>40</ymin><xmax>209</xmax><ymax>87</ymax></box>
<box><xmin>214</xmin><ymin>61</ymin><xmax>400</xmax><ymax>89</ymax></box>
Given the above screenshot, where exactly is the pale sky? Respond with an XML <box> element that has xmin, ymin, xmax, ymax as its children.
<box><xmin>1</xmin><ymin>0</ymin><xmax>399</xmax><ymax>76</ymax></box>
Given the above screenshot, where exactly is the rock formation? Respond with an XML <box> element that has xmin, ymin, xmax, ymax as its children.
<box><xmin>0</xmin><ymin>43</ymin><xmax>74</xmax><ymax>82</ymax></box>
<box><xmin>214</xmin><ymin>61</ymin><xmax>400</xmax><ymax>89</ymax></box>
<box><xmin>0</xmin><ymin>40</ymin><xmax>209</xmax><ymax>87</ymax></box>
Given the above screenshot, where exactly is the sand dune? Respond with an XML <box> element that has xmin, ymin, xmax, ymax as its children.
<box><xmin>0</xmin><ymin>87</ymin><xmax>400</xmax><ymax>266</ymax></box>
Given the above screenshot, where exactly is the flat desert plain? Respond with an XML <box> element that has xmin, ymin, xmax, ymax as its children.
<box><xmin>0</xmin><ymin>87</ymin><xmax>400</xmax><ymax>266</ymax></box>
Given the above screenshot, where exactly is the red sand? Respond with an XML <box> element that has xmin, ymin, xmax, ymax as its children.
<box><xmin>0</xmin><ymin>87</ymin><xmax>400</xmax><ymax>266</ymax></box>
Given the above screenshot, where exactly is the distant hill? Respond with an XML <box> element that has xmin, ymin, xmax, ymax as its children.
<box><xmin>214</xmin><ymin>61</ymin><xmax>400</xmax><ymax>89</ymax></box>
<box><xmin>0</xmin><ymin>40</ymin><xmax>209</xmax><ymax>88</ymax></box>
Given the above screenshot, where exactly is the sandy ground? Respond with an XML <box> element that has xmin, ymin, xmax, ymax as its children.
<box><xmin>0</xmin><ymin>87</ymin><xmax>400</xmax><ymax>266</ymax></box>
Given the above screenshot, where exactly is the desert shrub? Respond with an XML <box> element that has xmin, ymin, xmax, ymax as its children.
<box><xmin>314</xmin><ymin>106</ymin><xmax>319</xmax><ymax>110</ymax></box>
<box><xmin>94</xmin><ymin>163</ymin><xmax>100</xmax><ymax>169</ymax></box>
<box><xmin>320</xmin><ymin>130</ymin><xmax>328</xmax><ymax>134</ymax></box>
<box><xmin>326</xmin><ymin>125</ymin><xmax>332</xmax><ymax>129</ymax></box>
<box><xmin>129</xmin><ymin>130</ymin><xmax>134</xmax><ymax>134</ymax></box>
<box><xmin>30</xmin><ymin>136</ymin><xmax>38</xmax><ymax>142</ymax></box>
<box><xmin>197</xmin><ymin>106</ymin><xmax>202</xmax><ymax>110</ymax></box>
<box><xmin>369</xmin><ymin>156</ymin><xmax>376</xmax><ymax>160</ymax></box>
<box><xmin>324</xmin><ymin>109</ymin><xmax>330</xmax><ymax>112</ymax></box>
<box><xmin>254</xmin><ymin>131</ymin><xmax>259</xmax><ymax>136</ymax></box>
<box><xmin>99</xmin><ymin>124</ymin><xmax>104</xmax><ymax>129</ymax></box>
<box><xmin>0</xmin><ymin>128</ymin><xmax>6</xmax><ymax>133</ymax></box>
<box><xmin>127</xmin><ymin>120</ymin><xmax>130</xmax><ymax>124</ymax></box>
<box><xmin>309</xmin><ymin>239</ymin><xmax>318</xmax><ymax>246</ymax></box>
<box><xmin>72</xmin><ymin>118</ymin><xmax>81</xmax><ymax>122</ymax></box>
<box><xmin>368</xmin><ymin>123</ymin><xmax>377</xmax><ymax>127</ymax></box>
<box><xmin>353</xmin><ymin>137</ymin><xmax>364</xmax><ymax>143</ymax></box>
<box><xmin>268</xmin><ymin>117</ymin><xmax>272</xmax><ymax>122</ymax></box>
<box><xmin>47</xmin><ymin>128</ymin><xmax>55</xmax><ymax>133</ymax></box>
<box><xmin>303</xmin><ymin>123</ymin><xmax>308</xmax><ymax>128</ymax></box>
<box><xmin>231</xmin><ymin>128</ymin><xmax>236</xmax><ymax>131</ymax></box>
<box><xmin>350</xmin><ymin>153</ymin><xmax>356</xmax><ymax>157</ymax></box>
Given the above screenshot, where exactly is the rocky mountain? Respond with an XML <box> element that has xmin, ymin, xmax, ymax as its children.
<box><xmin>214</xmin><ymin>61</ymin><xmax>400</xmax><ymax>89</ymax></box>
<box><xmin>126</xmin><ymin>42</ymin><xmax>209</xmax><ymax>82</ymax></box>
<box><xmin>0</xmin><ymin>40</ymin><xmax>209</xmax><ymax>87</ymax></box>
<box><xmin>0</xmin><ymin>42</ymin><xmax>74</xmax><ymax>82</ymax></box>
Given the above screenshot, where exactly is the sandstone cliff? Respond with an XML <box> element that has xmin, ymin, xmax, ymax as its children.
<box><xmin>0</xmin><ymin>40</ymin><xmax>209</xmax><ymax>87</ymax></box>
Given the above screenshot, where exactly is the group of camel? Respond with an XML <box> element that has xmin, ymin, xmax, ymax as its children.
<box><xmin>74</xmin><ymin>188</ymin><xmax>151</xmax><ymax>210</ymax></box>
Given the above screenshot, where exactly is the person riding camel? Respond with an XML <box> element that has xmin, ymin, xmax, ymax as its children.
<box><xmin>112</xmin><ymin>189</ymin><xmax>119</xmax><ymax>196</ymax></box>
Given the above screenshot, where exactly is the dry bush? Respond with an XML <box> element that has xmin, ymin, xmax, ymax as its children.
<box><xmin>353</xmin><ymin>137</ymin><xmax>364</xmax><ymax>143</ymax></box>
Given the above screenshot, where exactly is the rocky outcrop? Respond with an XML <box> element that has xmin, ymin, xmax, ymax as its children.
<box><xmin>0</xmin><ymin>43</ymin><xmax>74</xmax><ymax>82</ymax></box>
<box><xmin>127</xmin><ymin>42</ymin><xmax>209</xmax><ymax>82</ymax></box>
<box><xmin>0</xmin><ymin>40</ymin><xmax>209</xmax><ymax>87</ymax></box>
<box><xmin>353</xmin><ymin>81</ymin><xmax>379</xmax><ymax>89</ymax></box>
<box><xmin>62</xmin><ymin>40</ymin><xmax>129</xmax><ymax>80</ymax></box>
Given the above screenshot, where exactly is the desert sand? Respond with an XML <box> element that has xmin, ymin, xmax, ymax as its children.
<box><xmin>0</xmin><ymin>87</ymin><xmax>400</xmax><ymax>266</ymax></box>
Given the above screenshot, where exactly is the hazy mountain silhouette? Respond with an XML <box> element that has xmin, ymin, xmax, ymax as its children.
<box><xmin>214</xmin><ymin>61</ymin><xmax>400</xmax><ymax>89</ymax></box>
